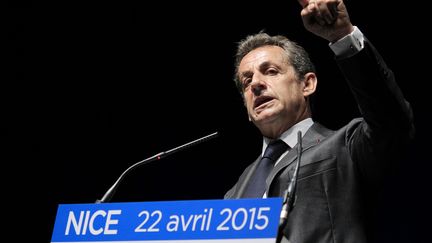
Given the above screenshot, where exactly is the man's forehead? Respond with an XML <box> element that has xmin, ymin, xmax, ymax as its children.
<box><xmin>240</xmin><ymin>46</ymin><xmax>287</xmax><ymax>69</ymax></box>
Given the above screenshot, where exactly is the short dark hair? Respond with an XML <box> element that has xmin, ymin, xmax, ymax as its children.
<box><xmin>234</xmin><ymin>32</ymin><xmax>316</xmax><ymax>95</ymax></box>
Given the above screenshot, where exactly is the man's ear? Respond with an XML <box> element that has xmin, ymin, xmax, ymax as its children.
<box><xmin>302</xmin><ymin>72</ymin><xmax>317</xmax><ymax>97</ymax></box>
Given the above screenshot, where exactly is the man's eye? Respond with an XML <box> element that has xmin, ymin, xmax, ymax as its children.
<box><xmin>266</xmin><ymin>69</ymin><xmax>278</xmax><ymax>75</ymax></box>
<box><xmin>242</xmin><ymin>79</ymin><xmax>251</xmax><ymax>88</ymax></box>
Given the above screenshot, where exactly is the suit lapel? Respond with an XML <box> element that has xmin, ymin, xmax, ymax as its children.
<box><xmin>234</xmin><ymin>156</ymin><xmax>261</xmax><ymax>198</ymax></box>
<box><xmin>266</xmin><ymin>123</ymin><xmax>331</xmax><ymax>187</ymax></box>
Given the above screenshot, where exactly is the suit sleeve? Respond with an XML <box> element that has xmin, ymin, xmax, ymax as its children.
<box><xmin>336</xmin><ymin>38</ymin><xmax>415</xmax><ymax>184</ymax></box>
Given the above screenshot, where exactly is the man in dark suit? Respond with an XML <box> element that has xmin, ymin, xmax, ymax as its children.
<box><xmin>224</xmin><ymin>0</ymin><xmax>415</xmax><ymax>242</ymax></box>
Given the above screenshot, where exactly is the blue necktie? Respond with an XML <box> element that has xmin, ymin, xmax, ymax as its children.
<box><xmin>243</xmin><ymin>139</ymin><xmax>289</xmax><ymax>198</ymax></box>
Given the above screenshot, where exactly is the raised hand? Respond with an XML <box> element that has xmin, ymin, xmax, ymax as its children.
<box><xmin>297</xmin><ymin>0</ymin><xmax>354</xmax><ymax>42</ymax></box>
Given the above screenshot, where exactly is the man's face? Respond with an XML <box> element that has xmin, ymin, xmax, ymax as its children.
<box><xmin>238</xmin><ymin>45</ymin><xmax>308</xmax><ymax>135</ymax></box>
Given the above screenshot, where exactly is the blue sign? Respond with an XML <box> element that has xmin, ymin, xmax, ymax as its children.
<box><xmin>51</xmin><ymin>198</ymin><xmax>282</xmax><ymax>242</ymax></box>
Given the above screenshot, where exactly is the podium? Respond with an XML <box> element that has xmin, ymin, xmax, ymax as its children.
<box><xmin>51</xmin><ymin>198</ymin><xmax>282</xmax><ymax>243</ymax></box>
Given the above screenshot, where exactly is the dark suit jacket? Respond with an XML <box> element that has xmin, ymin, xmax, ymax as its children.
<box><xmin>224</xmin><ymin>39</ymin><xmax>415</xmax><ymax>243</ymax></box>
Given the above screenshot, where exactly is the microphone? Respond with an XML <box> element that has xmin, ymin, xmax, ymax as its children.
<box><xmin>96</xmin><ymin>131</ymin><xmax>219</xmax><ymax>203</ymax></box>
<box><xmin>276</xmin><ymin>131</ymin><xmax>302</xmax><ymax>242</ymax></box>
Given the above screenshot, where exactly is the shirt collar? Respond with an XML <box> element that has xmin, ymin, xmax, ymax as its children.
<box><xmin>262</xmin><ymin>118</ymin><xmax>314</xmax><ymax>156</ymax></box>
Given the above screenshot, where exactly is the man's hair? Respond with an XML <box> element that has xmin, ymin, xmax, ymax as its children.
<box><xmin>234</xmin><ymin>32</ymin><xmax>316</xmax><ymax>95</ymax></box>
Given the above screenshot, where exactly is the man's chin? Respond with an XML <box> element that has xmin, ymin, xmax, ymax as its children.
<box><xmin>251</xmin><ymin>111</ymin><xmax>277</xmax><ymax>124</ymax></box>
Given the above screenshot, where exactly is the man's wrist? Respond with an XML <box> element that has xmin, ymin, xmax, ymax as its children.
<box><xmin>329</xmin><ymin>26</ymin><xmax>364</xmax><ymax>58</ymax></box>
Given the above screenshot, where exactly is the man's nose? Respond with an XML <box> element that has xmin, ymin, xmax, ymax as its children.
<box><xmin>251</xmin><ymin>79</ymin><xmax>266</xmax><ymax>96</ymax></box>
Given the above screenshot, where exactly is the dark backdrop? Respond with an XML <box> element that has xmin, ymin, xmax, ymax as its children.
<box><xmin>6</xmin><ymin>1</ymin><xmax>430</xmax><ymax>242</ymax></box>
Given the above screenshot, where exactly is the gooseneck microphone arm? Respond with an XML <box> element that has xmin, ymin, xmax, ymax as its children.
<box><xmin>276</xmin><ymin>131</ymin><xmax>302</xmax><ymax>243</ymax></box>
<box><xmin>96</xmin><ymin>132</ymin><xmax>219</xmax><ymax>203</ymax></box>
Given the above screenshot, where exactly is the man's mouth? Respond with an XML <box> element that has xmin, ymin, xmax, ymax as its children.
<box><xmin>254</xmin><ymin>96</ymin><xmax>275</xmax><ymax>110</ymax></box>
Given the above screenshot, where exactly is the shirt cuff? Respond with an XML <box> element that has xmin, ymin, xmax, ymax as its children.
<box><xmin>329</xmin><ymin>26</ymin><xmax>364</xmax><ymax>58</ymax></box>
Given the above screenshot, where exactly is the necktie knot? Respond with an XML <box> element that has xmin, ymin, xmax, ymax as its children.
<box><xmin>263</xmin><ymin>139</ymin><xmax>289</xmax><ymax>162</ymax></box>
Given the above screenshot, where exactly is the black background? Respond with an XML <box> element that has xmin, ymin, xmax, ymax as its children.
<box><xmin>6</xmin><ymin>1</ymin><xmax>430</xmax><ymax>242</ymax></box>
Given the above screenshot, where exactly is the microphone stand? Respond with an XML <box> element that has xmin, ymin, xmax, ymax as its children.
<box><xmin>276</xmin><ymin>131</ymin><xmax>302</xmax><ymax>243</ymax></box>
<box><xmin>96</xmin><ymin>132</ymin><xmax>219</xmax><ymax>203</ymax></box>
